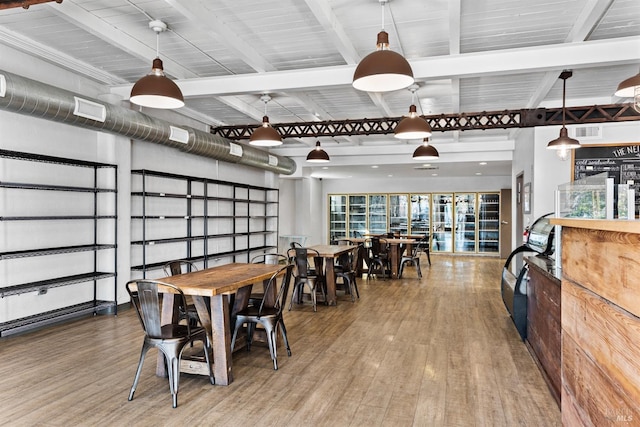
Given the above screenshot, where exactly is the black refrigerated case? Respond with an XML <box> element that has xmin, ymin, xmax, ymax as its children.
<box><xmin>501</xmin><ymin>213</ymin><xmax>555</xmax><ymax>340</ymax></box>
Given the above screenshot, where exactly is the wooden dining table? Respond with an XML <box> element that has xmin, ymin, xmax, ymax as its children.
<box><xmin>307</xmin><ymin>244</ymin><xmax>356</xmax><ymax>305</ymax></box>
<box><xmin>341</xmin><ymin>237</ymin><xmax>415</xmax><ymax>279</ymax></box>
<box><xmin>157</xmin><ymin>262</ymin><xmax>282</xmax><ymax>385</ymax></box>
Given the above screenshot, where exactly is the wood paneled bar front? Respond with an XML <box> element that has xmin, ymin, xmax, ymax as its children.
<box><xmin>550</xmin><ymin>218</ymin><xmax>640</xmax><ymax>425</ymax></box>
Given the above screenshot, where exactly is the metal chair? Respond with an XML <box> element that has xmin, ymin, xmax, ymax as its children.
<box><xmin>398</xmin><ymin>241</ymin><xmax>426</xmax><ymax>279</ymax></box>
<box><xmin>163</xmin><ymin>260</ymin><xmax>200</xmax><ymax>326</ymax></box>
<box><xmin>366</xmin><ymin>237</ymin><xmax>390</xmax><ymax>279</ymax></box>
<box><xmin>249</xmin><ymin>253</ymin><xmax>289</xmax><ymax>306</ymax></box>
<box><xmin>335</xmin><ymin>244</ymin><xmax>363</xmax><ymax>302</ymax></box>
<box><xmin>231</xmin><ymin>264</ymin><xmax>294</xmax><ymax>370</ymax></box>
<box><xmin>288</xmin><ymin>247</ymin><xmax>326</xmax><ymax>312</ymax></box>
<box><xmin>126</xmin><ymin>280</ymin><xmax>214</xmax><ymax>408</ymax></box>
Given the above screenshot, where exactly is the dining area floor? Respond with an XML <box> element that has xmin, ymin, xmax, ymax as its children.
<box><xmin>0</xmin><ymin>255</ymin><xmax>560</xmax><ymax>426</ymax></box>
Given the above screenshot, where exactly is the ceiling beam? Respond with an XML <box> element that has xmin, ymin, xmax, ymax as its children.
<box><xmin>110</xmin><ymin>36</ymin><xmax>640</xmax><ymax>98</ymax></box>
<box><xmin>211</xmin><ymin>104</ymin><xmax>640</xmax><ymax>140</ymax></box>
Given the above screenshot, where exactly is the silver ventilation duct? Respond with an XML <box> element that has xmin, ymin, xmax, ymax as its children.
<box><xmin>0</xmin><ymin>70</ymin><xmax>296</xmax><ymax>175</ymax></box>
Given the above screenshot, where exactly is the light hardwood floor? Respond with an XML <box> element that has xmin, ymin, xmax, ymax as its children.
<box><xmin>0</xmin><ymin>255</ymin><xmax>560</xmax><ymax>426</ymax></box>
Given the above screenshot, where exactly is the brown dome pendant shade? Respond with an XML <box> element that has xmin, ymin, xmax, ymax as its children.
<box><xmin>130</xmin><ymin>21</ymin><xmax>185</xmax><ymax>109</ymax></box>
<box><xmin>412</xmin><ymin>138</ymin><xmax>439</xmax><ymax>160</ymax></box>
<box><xmin>306</xmin><ymin>141</ymin><xmax>330</xmax><ymax>163</ymax></box>
<box><xmin>352</xmin><ymin>1</ymin><xmax>414</xmax><ymax>93</ymax></box>
<box><xmin>249</xmin><ymin>95</ymin><xmax>282</xmax><ymax>147</ymax></box>
<box><xmin>395</xmin><ymin>85</ymin><xmax>432</xmax><ymax>139</ymax></box>
<box><xmin>615</xmin><ymin>68</ymin><xmax>640</xmax><ymax>113</ymax></box>
<box><xmin>547</xmin><ymin>70</ymin><xmax>580</xmax><ymax>157</ymax></box>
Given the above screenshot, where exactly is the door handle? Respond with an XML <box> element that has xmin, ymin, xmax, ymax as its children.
<box><xmin>501</xmin><ymin>221</ymin><xmax>508</xmax><ymax>225</ymax></box>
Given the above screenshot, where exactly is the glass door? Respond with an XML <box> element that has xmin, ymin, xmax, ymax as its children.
<box><xmin>454</xmin><ymin>193</ymin><xmax>477</xmax><ymax>252</ymax></box>
<box><xmin>431</xmin><ymin>193</ymin><xmax>453</xmax><ymax>252</ymax></box>
<box><xmin>348</xmin><ymin>195</ymin><xmax>367</xmax><ymax>237</ymax></box>
<box><xmin>409</xmin><ymin>194</ymin><xmax>430</xmax><ymax>237</ymax></box>
<box><xmin>368</xmin><ymin>194</ymin><xmax>388</xmax><ymax>235</ymax></box>
<box><xmin>328</xmin><ymin>195</ymin><xmax>347</xmax><ymax>242</ymax></box>
<box><xmin>478</xmin><ymin>192</ymin><xmax>500</xmax><ymax>253</ymax></box>
<box><xmin>389</xmin><ymin>194</ymin><xmax>408</xmax><ymax>235</ymax></box>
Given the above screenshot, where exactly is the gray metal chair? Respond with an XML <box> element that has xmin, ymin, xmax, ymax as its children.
<box><xmin>288</xmin><ymin>247</ymin><xmax>326</xmax><ymax>312</ymax></box>
<box><xmin>126</xmin><ymin>279</ymin><xmax>214</xmax><ymax>408</ymax></box>
<box><xmin>367</xmin><ymin>237</ymin><xmax>390</xmax><ymax>279</ymax></box>
<box><xmin>163</xmin><ymin>260</ymin><xmax>200</xmax><ymax>326</ymax></box>
<box><xmin>249</xmin><ymin>253</ymin><xmax>289</xmax><ymax>306</ymax></box>
<box><xmin>231</xmin><ymin>264</ymin><xmax>294</xmax><ymax>370</ymax></box>
<box><xmin>335</xmin><ymin>244</ymin><xmax>363</xmax><ymax>302</ymax></box>
<box><xmin>398</xmin><ymin>241</ymin><xmax>427</xmax><ymax>278</ymax></box>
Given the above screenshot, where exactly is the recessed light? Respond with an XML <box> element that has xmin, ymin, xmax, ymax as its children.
<box><xmin>423</xmin><ymin>164</ymin><xmax>431</xmax><ymax>167</ymax></box>
<box><xmin>479</xmin><ymin>162</ymin><xmax>487</xmax><ymax>166</ymax></box>
<box><xmin>322</xmin><ymin>166</ymin><xmax>329</xmax><ymax>170</ymax></box>
<box><xmin>476</xmin><ymin>172</ymin><xmax>482</xmax><ymax>175</ymax></box>
<box><xmin>432</xmin><ymin>173</ymin><xmax>438</xmax><ymax>176</ymax></box>
<box><xmin>388</xmin><ymin>174</ymin><xmax>393</xmax><ymax>177</ymax></box>
<box><xmin>371</xmin><ymin>165</ymin><xmax>379</xmax><ymax>169</ymax></box>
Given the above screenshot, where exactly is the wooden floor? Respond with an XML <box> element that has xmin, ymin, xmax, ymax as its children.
<box><xmin>0</xmin><ymin>255</ymin><xmax>560</xmax><ymax>426</ymax></box>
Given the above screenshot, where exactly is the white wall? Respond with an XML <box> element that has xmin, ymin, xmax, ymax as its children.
<box><xmin>0</xmin><ymin>46</ymin><xmax>279</xmax><ymax>323</ymax></box>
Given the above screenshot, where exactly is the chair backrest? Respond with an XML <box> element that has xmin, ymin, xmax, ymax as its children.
<box><xmin>126</xmin><ymin>280</ymin><xmax>191</xmax><ymax>339</ymax></box>
<box><xmin>370</xmin><ymin>237</ymin><xmax>388</xmax><ymax>258</ymax></box>
<box><xmin>251</xmin><ymin>253</ymin><xmax>288</xmax><ymax>265</ymax></box>
<box><xmin>353</xmin><ymin>244</ymin><xmax>365</xmax><ymax>269</ymax></box>
<box><xmin>258</xmin><ymin>264</ymin><xmax>294</xmax><ymax>316</ymax></box>
<box><xmin>290</xmin><ymin>241</ymin><xmax>303</xmax><ymax>249</ymax></box>
<box><xmin>163</xmin><ymin>260</ymin><xmax>198</xmax><ymax>276</ymax></box>
<box><xmin>289</xmin><ymin>247</ymin><xmax>320</xmax><ymax>279</ymax></box>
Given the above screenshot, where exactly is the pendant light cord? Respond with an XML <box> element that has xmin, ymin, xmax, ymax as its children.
<box><xmin>380</xmin><ymin>1</ymin><xmax>385</xmax><ymax>30</ymax></box>
<box><xmin>562</xmin><ymin>77</ymin><xmax>566</xmax><ymax>127</ymax></box>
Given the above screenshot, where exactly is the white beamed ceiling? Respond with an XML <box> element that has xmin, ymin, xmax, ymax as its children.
<box><xmin>0</xmin><ymin>0</ymin><xmax>638</xmax><ymax>179</ymax></box>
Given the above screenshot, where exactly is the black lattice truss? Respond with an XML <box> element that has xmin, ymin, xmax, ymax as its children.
<box><xmin>211</xmin><ymin>103</ymin><xmax>639</xmax><ymax>140</ymax></box>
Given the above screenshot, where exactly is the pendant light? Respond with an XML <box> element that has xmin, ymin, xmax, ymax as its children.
<box><xmin>615</xmin><ymin>68</ymin><xmax>640</xmax><ymax>113</ymax></box>
<box><xmin>412</xmin><ymin>138</ymin><xmax>439</xmax><ymax>160</ymax></box>
<box><xmin>130</xmin><ymin>21</ymin><xmax>185</xmax><ymax>109</ymax></box>
<box><xmin>547</xmin><ymin>70</ymin><xmax>580</xmax><ymax>156</ymax></box>
<box><xmin>395</xmin><ymin>85</ymin><xmax>432</xmax><ymax>139</ymax></box>
<box><xmin>352</xmin><ymin>0</ymin><xmax>414</xmax><ymax>93</ymax></box>
<box><xmin>249</xmin><ymin>94</ymin><xmax>282</xmax><ymax>147</ymax></box>
<box><xmin>306</xmin><ymin>141</ymin><xmax>330</xmax><ymax>163</ymax></box>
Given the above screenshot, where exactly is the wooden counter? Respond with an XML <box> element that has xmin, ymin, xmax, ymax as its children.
<box><xmin>524</xmin><ymin>256</ymin><xmax>561</xmax><ymax>407</ymax></box>
<box><xmin>550</xmin><ymin>218</ymin><xmax>640</xmax><ymax>425</ymax></box>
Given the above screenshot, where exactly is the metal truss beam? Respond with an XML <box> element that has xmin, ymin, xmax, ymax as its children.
<box><xmin>211</xmin><ymin>103</ymin><xmax>639</xmax><ymax>140</ymax></box>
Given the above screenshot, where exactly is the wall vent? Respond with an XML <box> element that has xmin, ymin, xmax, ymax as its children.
<box><xmin>169</xmin><ymin>126</ymin><xmax>189</xmax><ymax>144</ymax></box>
<box><xmin>73</xmin><ymin>96</ymin><xmax>106</xmax><ymax>122</ymax></box>
<box><xmin>229</xmin><ymin>142</ymin><xmax>243</xmax><ymax>157</ymax></box>
<box><xmin>571</xmin><ymin>125</ymin><xmax>602</xmax><ymax>140</ymax></box>
<box><xmin>268</xmin><ymin>155</ymin><xmax>278</xmax><ymax>166</ymax></box>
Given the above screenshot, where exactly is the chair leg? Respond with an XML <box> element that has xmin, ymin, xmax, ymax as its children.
<box><xmin>262</xmin><ymin>322</ymin><xmax>278</xmax><ymax>370</ymax></box>
<box><xmin>398</xmin><ymin>260</ymin><xmax>406</xmax><ymax>279</ymax></box>
<box><xmin>352</xmin><ymin>274</ymin><xmax>360</xmax><ymax>298</ymax></box>
<box><xmin>231</xmin><ymin>316</ymin><xmax>243</xmax><ymax>352</ymax></box>
<box><xmin>167</xmin><ymin>354</ymin><xmax>180</xmax><ymax>408</ymax></box>
<box><xmin>415</xmin><ymin>257</ymin><xmax>422</xmax><ymax>278</ymax></box>
<box><xmin>426</xmin><ymin>249</ymin><xmax>431</xmax><ymax>266</ymax></box>
<box><xmin>279</xmin><ymin>319</ymin><xmax>292</xmax><ymax>357</ymax></box>
<box><xmin>128</xmin><ymin>342</ymin><xmax>151</xmax><ymax>401</ymax></box>
<box><xmin>202</xmin><ymin>336</ymin><xmax>215</xmax><ymax>385</ymax></box>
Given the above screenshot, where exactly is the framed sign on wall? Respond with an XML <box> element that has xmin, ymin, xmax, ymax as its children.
<box><xmin>572</xmin><ymin>143</ymin><xmax>640</xmax><ymax>217</ymax></box>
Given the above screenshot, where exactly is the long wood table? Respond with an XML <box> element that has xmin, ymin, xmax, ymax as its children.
<box><xmin>158</xmin><ymin>262</ymin><xmax>281</xmax><ymax>385</ymax></box>
<box><xmin>307</xmin><ymin>244</ymin><xmax>355</xmax><ymax>305</ymax></box>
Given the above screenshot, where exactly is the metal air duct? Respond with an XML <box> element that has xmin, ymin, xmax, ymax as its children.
<box><xmin>0</xmin><ymin>69</ymin><xmax>296</xmax><ymax>175</ymax></box>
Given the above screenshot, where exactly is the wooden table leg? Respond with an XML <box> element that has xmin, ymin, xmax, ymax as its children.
<box><xmin>208</xmin><ymin>294</ymin><xmax>233</xmax><ymax>385</ymax></box>
<box><xmin>390</xmin><ymin>244</ymin><xmax>399</xmax><ymax>278</ymax></box>
<box><xmin>325</xmin><ymin>257</ymin><xmax>337</xmax><ymax>305</ymax></box>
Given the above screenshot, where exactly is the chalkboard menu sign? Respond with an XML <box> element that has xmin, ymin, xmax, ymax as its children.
<box><xmin>572</xmin><ymin>143</ymin><xmax>640</xmax><ymax>216</ymax></box>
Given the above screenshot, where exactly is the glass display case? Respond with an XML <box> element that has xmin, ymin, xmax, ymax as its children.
<box><xmin>389</xmin><ymin>194</ymin><xmax>408</xmax><ymax>235</ymax></box>
<box><xmin>328</xmin><ymin>195</ymin><xmax>347</xmax><ymax>241</ymax></box>
<box><xmin>409</xmin><ymin>194</ymin><xmax>430</xmax><ymax>236</ymax></box>
<box><xmin>348</xmin><ymin>195</ymin><xmax>367</xmax><ymax>237</ymax></box>
<box><xmin>478</xmin><ymin>192</ymin><xmax>500</xmax><ymax>253</ymax></box>
<box><xmin>368</xmin><ymin>194</ymin><xmax>388</xmax><ymax>235</ymax></box>
<box><xmin>454</xmin><ymin>193</ymin><xmax>477</xmax><ymax>252</ymax></box>
<box><xmin>431</xmin><ymin>193</ymin><xmax>453</xmax><ymax>252</ymax></box>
